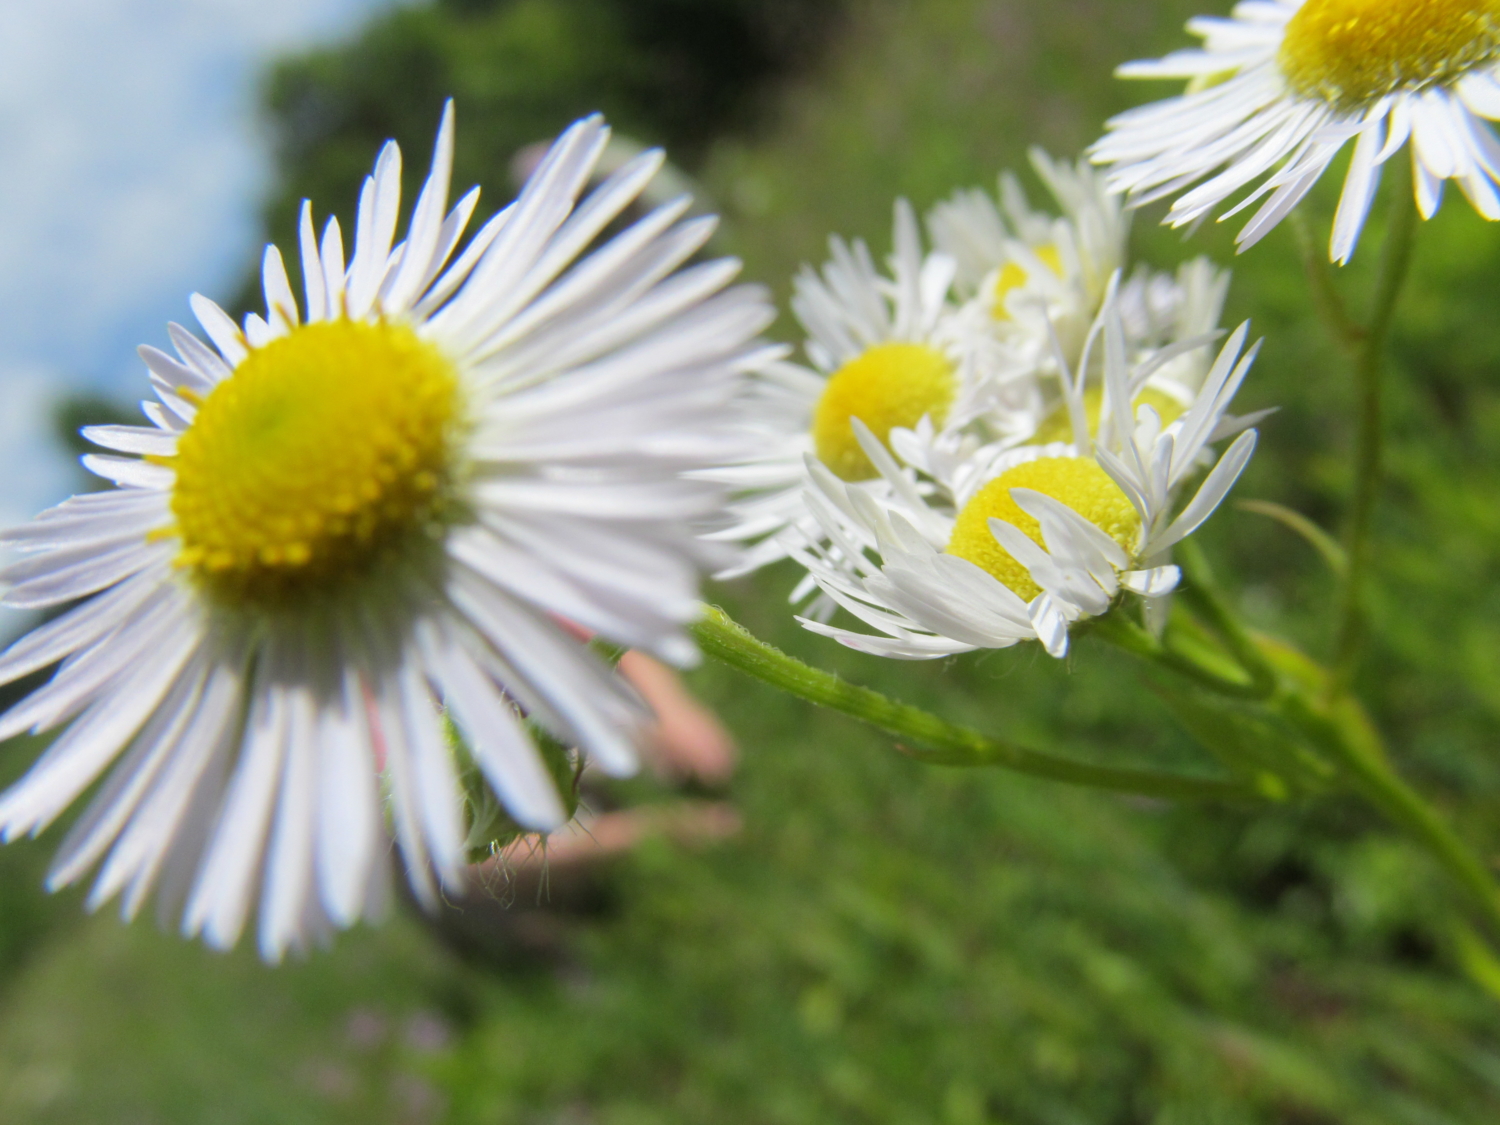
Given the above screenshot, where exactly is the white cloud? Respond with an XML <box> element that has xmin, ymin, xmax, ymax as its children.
<box><xmin>0</xmin><ymin>0</ymin><xmax>403</xmax><ymax>527</ymax></box>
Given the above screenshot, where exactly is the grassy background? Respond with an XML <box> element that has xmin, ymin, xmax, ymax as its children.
<box><xmin>5</xmin><ymin>0</ymin><xmax>1500</xmax><ymax>1121</ymax></box>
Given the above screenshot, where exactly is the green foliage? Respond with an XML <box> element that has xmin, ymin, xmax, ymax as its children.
<box><xmin>248</xmin><ymin>0</ymin><xmax>843</xmax><ymax>300</ymax></box>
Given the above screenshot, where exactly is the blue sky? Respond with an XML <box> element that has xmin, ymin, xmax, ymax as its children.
<box><xmin>0</xmin><ymin>0</ymin><xmax>404</xmax><ymax>529</ymax></box>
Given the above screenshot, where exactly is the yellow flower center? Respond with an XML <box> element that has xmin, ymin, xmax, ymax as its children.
<box><xmin>1029</xmin><ymin>385</ymin><xmax>1186</xmax><ymax>446</ymax></box>
<box><xmin>811</xmin><ymin>342</ymin><xmax>956</xmax><ymax>482</ymax></box>
<box><xmin>1279</xmin><ymin>0</ymin><xmax>1500</xmax><ymax>111</ymax></box>
<box><xmin>946</xmin><ymin>457</ymin><xmax>1140</xmax><ymax>601</ymax></box>
<box><xmin>991</xmin><ymin>244</ymin><xmax>1063</xmax><ymax>321</ymax></box>
<box><xmin>168</xmin><ymin>319</ymin><xmax>463</xmax><ymax>606</ymax></box>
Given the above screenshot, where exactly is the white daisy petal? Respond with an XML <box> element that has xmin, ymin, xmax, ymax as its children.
<box><xmin>299</xmin><ymin>200</ymin><xmax>328</xmax><ymax>324</ymax></box>
<box><xmin>320</xmin><ymin>215</ymin><xmax>347</xmax><ymax>317</ymax></box>
<box><xmin>345</xmin><ymin>141</ymin><xmax>403</xmax><ymax>319</ymax></box>
<box><xmin>189</xmin><ymin>294</ymin><xmax>248</xmax><ymax>367</ymax></box>
<box><xmin>262</xmin><ymin>245</ymin><xmax>301</xmax><ymax>332</ymax></box>
<box><xmin>384</xmin><ymin>104</ymin><xmax>459</xmax><ymax>315</ymax></box>
<box><xmin>80</xmin><ymin>425</ymin><xmax>179</xmax><ymax>457</ymax></box>
<box><xmin>89</xmin><ymin>655</ymin><xmax>244</xmax><ymax>916</ymax></box>
<box><xmin>314</xmin><ymin>667</ymin><xmax>380</xmax><ymax>930</ymax></box>
<box><xmin>417</xmin><ymin>618</ymin><xmax>565</xmax><ymax>832</ymax></box>
<box><xmin>1149</xmin><ymin>429</ymin><xmax>1259</xmax><ymax>554</ymax></box>
<box><xmin>259</xmin><ymin>675</ymin><xmax>319</xmax><ymax>961</ymax></box>
<box><xmin>138</xmin><ymin>343</ymin><xmax>212</xmax><ymax>396</ymax></box>
<box><xmin>392</xmin><ymin>656</ymin><xmax>466</xmax><ymax>888</ymax></box>
<box><xmin>1331</xmin><ymin>118</ymin><xmax>1386</xmax><ymax>262</ymax></box>
<box><xmin>1121</xmin><ymin>566</ymin><xmax>1182</xmax><ymax>597</ymax></box>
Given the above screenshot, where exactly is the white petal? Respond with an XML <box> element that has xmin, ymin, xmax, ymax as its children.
<box><xmin>417</xmin><ymin>618</ymin><xmax>566</xmax><ymax>831</ymax></box>
<box><xmin>1121</xmin><ymin>565</ymin><xmax>1181</xmax><ymax>597</ymax></box>
<box><xmin>315</xmin><ymin>667</ymin><xmax>380</xmax><ymax>928</ymax></box>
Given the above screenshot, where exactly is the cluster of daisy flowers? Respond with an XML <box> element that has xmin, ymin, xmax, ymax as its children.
<box><xmin>8</xmin><ymin>0</ymin><xmax>1500</xmax><ymax>962</ymax></box>
<box><xmin>709</xmin><ymin>152</ymin><xmax>1265</xmax><ymax>659</ymax></box>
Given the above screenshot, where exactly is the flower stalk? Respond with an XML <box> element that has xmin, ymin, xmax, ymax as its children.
<box><xmin>692</xmin><ymin>606</ymin><xmax>1254</xmax><ymax>802</ymax></box>
<box><xmin>1328</xmin><ymin>168</ymin><xmax>1418</xmax><ymax>696</ymax></box>
<box><xmin>1092</xmin><ymin>562</ymin><xmax>1500</xmax><ymax>944</ymax></box>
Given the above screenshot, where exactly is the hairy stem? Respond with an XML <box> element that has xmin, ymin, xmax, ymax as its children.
<box><xmin>693</xmin><ymin>607</ymin><xmax>1254</xmax><ymax>802</ymax></box>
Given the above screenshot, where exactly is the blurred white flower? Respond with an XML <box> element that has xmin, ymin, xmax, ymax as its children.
<box><xmin>0</xmin><ymin>105</ymin><xmax>770</xmax><ymax>960</ymax></box>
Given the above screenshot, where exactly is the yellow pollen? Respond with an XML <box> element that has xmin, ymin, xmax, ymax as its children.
<box><xmin>946</xmin><ymin>457</ymin><xmax>1140</xmax><ymax>601</ymax></box>
<box><xmin>991</xmin><ymin>244</ymin><xmax>1063</xmax><ymax>321</ymax></box>
<box><xmin>1279</xmin><ymin>0</ymin><xmax>1500</xmax><ymax>111</ymax></box>
<box><xmin>168</xmin><ymin>318</ymin><xmax>462</xmax><ymax>606</ymax></box>
<box><xmin>1030</xmin><ymin>385</ymin><xmax>1186</xmax><ymax>446</ymax></box>
<box><xmin>811</xmin><ymin>342</ymin><xmax>956</xmax><ymax>482</ymax></box>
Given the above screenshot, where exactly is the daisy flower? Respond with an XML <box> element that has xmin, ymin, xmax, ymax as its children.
<box><xmin>924</xmin><ymin>154</ymin><xmax>1232</xmax><ymax>457</ymax></box>
<box><xmin>1016</xmin><ymin>256</ymin><xmax>1235</xmax><ymax>447</ymax></box>
<box><xmin>0</xmin><ymin>104</ymin><xmax>771</xmax><ymax>960</ymax></box>
<box><xmin>1091</xmin><ymin>0</ymin><xmax>1500</xmax><ymax>262</ymax></box>
<box><xmin>928</xmin><ymin>149</ymin><xmax>1128</xmax><ymax>359</ymax></box>
<box><xmin>789</xmin><ymin>287</ymin><xmax>1263</xmax><ymax>660</ymax></box>
<box><xmin>702</xmin><ymin>199</ymin><xmax>989</xmax><ymax>580</ymax></box>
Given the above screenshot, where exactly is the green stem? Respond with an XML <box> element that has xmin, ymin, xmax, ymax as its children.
<box><xmin>1278</xmin><ymin>692</ymin><xmax>1500</xmax><ymax>939</ymax></box>
<box><xmin>693</xmin><ymin>607</ymin><xmax>1254</xmax><ymax>802</ymax></box>
<box><xmin>1292</xmin><ymin>209</ymin><xmax>1364</xmax><ymax>353</ymax></box>
<box><xmin>1234</xmin><ymin>499</ymin><xmax>1348</xmax><ymax>577</ymax></box>
<box><xmin>1091</xmin><ymin>609</ymin><xmax>1270</xmax><ymax>700</ymax></box>
<box><xmin>1172</xmin><ymin>540</ymin><xmax>1279</xmax><ymax>698</ymax></box>
<box><xmin>1330</xmin><ymin>169</ymin><xmax>1417</xmax><ymax>696</ymax></box>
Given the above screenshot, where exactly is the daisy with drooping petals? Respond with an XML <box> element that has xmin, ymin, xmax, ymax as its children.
<box><xmin>1092</xmin><ymin>0</ymin><xmax>1500</xmax><ymax>261</ymax></box>
<box><xmin>0</xmin><ymin>103</ymin><xmax>771</xmax><ymax>960</ymax></box>
<box><xmin>702</xmin><ymin>200</ymin><xmax>991</xmax><ymax>582</ymax></box>
<box><xmin>788</xmin><ymin>286</ymin><xmax>1263</xmax><ymax>660</ymax></box>
<box><xmin>923</xmin><ymin>154</ymin><xmax>1232</xmax><ymax>464</ymax></box>
<box><xmin>928</xmin><ymin>150</ymin><xmax>1128</xmax><ymax>362</ymax></box>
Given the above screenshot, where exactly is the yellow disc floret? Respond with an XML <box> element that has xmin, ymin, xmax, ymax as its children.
<box><xmin>1029</xmin><ymin>385</ymin><xmax>1186</xmax><ymax>446</ymax></box>
<box><xmin>946</xmin><ymin>457</ymin><xmax>1140</xmax><ymax>601</ymax></box>
<box><xmin>169</xmin><ymin>319</ymin><xmax>462</xmax><ymax>606</ymax></box>
<box><xmin>1279</xmin><ymin>0</ymin><xmax>1500</xmax><ymax>111</ymax></box>
<box><xmin>812</xmin><ymin>342</ymin><xmax>956</xmax><ymax>482</ymax></box>
<box><xmin>991</xmin><ymin>244</ymin><xmax>1063</xmax><ymax>321</ymax></box>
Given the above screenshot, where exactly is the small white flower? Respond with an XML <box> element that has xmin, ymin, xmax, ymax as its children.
<box><xmin>0</xmin><ymin>105</ymin><xmax>771</xmax><ymax>959</ymax></box>
<box><xmin>926</xmin><ymin>153</ymin><xmax>1232</xmax><ymax>452</ymax></box>
<box><xmin>701</xmin><ymin>199</ymin><xmax>983</xmax><ymax>584</ymax></box>
<box><xmin>789</xmin><ymin>286</ymin><xmax>1264</xmax><ymax>660</ymax></box>
<box><xmin>1092</xmin><ymin>0</ymin><xmax>1500</xmax><ymax>261</ymax></box>
<box><xmin>929</xmin><ymin>150</ymin><xmax>1128</xmax><ymax>354</ymax></box>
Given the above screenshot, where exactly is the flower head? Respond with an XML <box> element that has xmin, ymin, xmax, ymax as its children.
<box><xmin>928</xmin><ymin>150</ymin><xmax>1128</xmax><ymax>353</ymax></box>
<box><xmin>0</xmin><ymin>105</ymin><xmax>771</xmax><ymax>959</ymax></box>
<box><xmin>788</xmin><ymin>285</ymin><xmax>1264</xmax><ymax>660</ymax></box>
<box><xmin>701</xmin><ymin>200</ymin><xmax>988</xmax><ymax>582</ymax></box>
<box><xmin>1091</xmin><ymin>0</ymin><xmax>1500</xmax><ymax>261</ymax></box>
<box><xmin>704</xmin><ymin>170</ymin><xmax>1234</xmax><ymax>630</ymax></box>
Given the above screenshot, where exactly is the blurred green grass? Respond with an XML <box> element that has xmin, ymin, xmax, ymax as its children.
<box><xmin>5</xmin><ymin>0</ymin><xmax>1500</xmax><ymax>1121</ymax></box>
